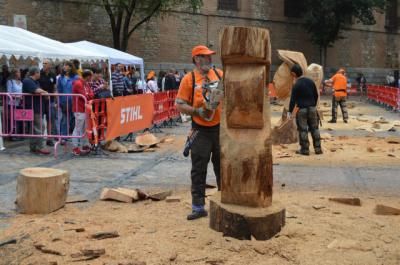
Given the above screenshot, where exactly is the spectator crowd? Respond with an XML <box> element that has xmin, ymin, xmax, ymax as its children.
<box><xmin>0</xmin><ymin>60</ymin><xmax>184</xmax><ymax>156</ymax></box>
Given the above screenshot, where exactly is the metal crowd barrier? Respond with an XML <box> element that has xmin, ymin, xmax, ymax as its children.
<box><xmin>367</xmin><ymin>85</ymin><xmax>400</xmax><ymax>110</ymax></box>
<box><xmin>86</xmin><ymin>98</ymin><xmax>107</xmax><ymax>147</ymax></box>
<box><xmin>0</xmin><ymin>92</ymin><xmax>87</xmax><ymax>157</ymax></box>
<box><xmin>1</xmin><ymin>90</ymin><xmax>182</xmax><ymax>155</ymax></box>
<box><xmin>153</xmin><ymin>91</ymin><xmax>170</xmax><ymax>126</ymax></box>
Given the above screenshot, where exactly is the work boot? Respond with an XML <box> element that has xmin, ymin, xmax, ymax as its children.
<box><xmin>295</xmin><ymin>149</ymin><xmax>310</xmax><ymax>156</ymax></box>
<box><xmin>187</xmin><ymin>210</ymin><xmax>208</xmax><ymax>220</ymax></box>
<box><xmin>328</xmin><ymin>120</ymin><xmax>336</xmax><ymax>123</ymax></box>
<box><xmin>315</xmin><ymin>149</ymin><xmax>323</xmax><ymax>155</ymax></box>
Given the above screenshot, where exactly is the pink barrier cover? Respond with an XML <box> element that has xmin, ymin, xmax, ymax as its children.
<box><xmin>14</xmin><ymin>109</ymin><xmax>33</xmax><ymax>121</ymax></box>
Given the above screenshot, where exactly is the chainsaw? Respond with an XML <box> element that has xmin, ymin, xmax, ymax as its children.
<box><xmin>201</xmin><ymin>80</ymin><xmax>224</xmax><ymax>121</ymax></box>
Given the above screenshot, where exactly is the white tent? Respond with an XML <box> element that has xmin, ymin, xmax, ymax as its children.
<box><xmin>0</xmin><ymin>25</ymin><xmax>106</xmax><ymax>62</ymax></box>
<box><xmin>67</xmin><ymin>41</ymin><xmax>145</xmax><ymax>82</ymax></box>
<box><xmin>0</xmin><ymin>26</ymin><xmax>107</xmax><ymax>151</ymax></box>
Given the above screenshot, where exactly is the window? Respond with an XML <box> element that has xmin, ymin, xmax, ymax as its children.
<box><xmin>385</xmin><ymin>0</ymin><xmax>398</xmax><ymax>30</ymax></box>
<box><xmin>284</xmin><ymin>0</ymin><xmax>305</xmax><ymax>18</ymax></box>
<box><xmin>218</xmin><ymin>0</ymin><xmax>238</xmax><ymax>11</ymax></box>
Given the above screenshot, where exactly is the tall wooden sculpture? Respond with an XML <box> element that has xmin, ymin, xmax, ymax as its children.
<box><xmin>209</xmin><ymin>26</ymin><xmax>285</xmax><ymax>240</ymax></box>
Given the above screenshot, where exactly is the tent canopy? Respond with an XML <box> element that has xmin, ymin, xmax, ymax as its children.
<box><xmin>0</xmin><ymin>25</ymin><xmax>106</xmax><ymax>62</ymax></box>
<box><xmin>67</xmin><ymin>41</ymin><xmax>145</xmax><ymax>81</ymax></box>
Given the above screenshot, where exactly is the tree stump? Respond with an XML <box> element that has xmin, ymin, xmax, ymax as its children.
<box><xmin>210</xmin><ymin>192</ymin><xmax>285</xmax><ymax>240</ymax></box>
<box><xmin>16</xmin><ymin>167</ymin><xmax>70</xmax><ymax>214</ymax></box>
<box><xmin>210</xmin><ymin>26</ymin><xmax>285</xmax><ymax>240</ymax></box>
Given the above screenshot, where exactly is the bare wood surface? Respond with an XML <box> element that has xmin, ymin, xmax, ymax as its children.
<box><xmin>329</xmin><ymin>197</ymin><xmax>362</xmax><ymax>206</ymax></box>
<box><xmin>100</xmin><ymin>187</ymin><xmax>141</xmax><ymax>203</ymax></box>
<box><xmin>91</xmin><ymin>231</ymin><xmax>119</xmax><ymax>240</ymax></box>
<box><xmin>277</xmin><ymin>50</ymin><xmax>308</xmax><ymax>74</ymax></box>
<box><xmin>374</xmin><ymin>204</ymin><xmax>400</xmax><ymax>215</ymax></box>
<box><xmin>209</xmin><ymin>193</ymin><xmax>285</xmax><ymax>240</ymax></box>
<box><xmin>148</xmin><ymin>190</ymin><xmax>173</xmax><ymax>201</ymax></box>
<box><xmin>16</xmin><ymin>168</ymin><xmax>69</xmax><ymax>214</ymax></box>
<box><xmin>273</xmin><ymin>63</ymin><xmax>293</xmax><ymax>99</ymax></box>
<box><xmin>221</xmin><ymin>26</ymin><xmax>271</xmax><ymax>62</ymax></box>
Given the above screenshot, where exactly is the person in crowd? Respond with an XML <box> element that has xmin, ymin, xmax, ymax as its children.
<box><xmin>73</xmin><ymin>59</ymin><xmax>83</xmax><ymax>77</ymax></box>
<box><xmin>288</xmin><ymin>64</ymin><xmax>322</xmax><ymax>156</ymax></box>
<box><xmin>175</xmin><ymin>45</ymin><xmax>223</xmax><ymax>220</ymax></box>
<box><xmin>57</xmin><ymin>61</ymin><xmax>79</xmax><ymax>139</ymax></box>
<box><xmin>1</xmin><ymin>65</ymin><xmax>10</xmax><ymax>92</ymax></box>
<box><xmin>72</xmin><ymin>69</ymin><xmax>94</xmax><ymax>156</ymax></box>
<box><xmin>164</xmin><ymin>68</ymin><xmax>178</xmax><ymax>91</ymax></box>
<box><xmin>386</xmin><ymin>74</ymin><xmax>395</xmax><ymax>86</ymax></box>
<box><xmin>128</xmin><ymin>69</ymin><xmax>138</xmax><ymax>94</ymax></box>
<box><xmin>123</xmin><ymin>70</ymin><xmax>135</xmax><ymax>95</ymax></box>
<box><xmin>356</xmin><ymin>73</ymin><xmax>367</xmax><ymax>100</ymax></box>
<box><xmin>324</xmin><ymin>68</ymin><xmax>349</xmax><ymax>123</ymax></box>
<box><xmin>111</xmin><ymin>63</ymin><xmax>126</xmax><ymax>96</ymax></box>
<box><xmin>146</xmin><ymin>71</ymin><xmax>158</xmax><ymax>93</ymax></box>
<box><xmin>175</xmin><ymin>70</ymin><xmax>182</xmax><ymax>87</ymax></box>
<box><xmin>22</xmin><ymin>67</ymin><xmax>50</xmax><ymax>155</ymax></box>
<box><xmin>157</xmin><ymin>70</ymin><xmax>166</xmax><ymax>91</ymax></box>
<box><xmin>6</xmin><ymin>68</ymin><xmax>23</xmax><ymax>140</ymax></box>
<box><xmin>39</xmin><ymin>59</ymin><xmax>58</xmax><ymax>146</ymax></box>
<box><xmin>135</xmin><ymin>71</ymin><xmax>145</xmax><ymax>94</ymax></box>
<box><xmin>90</xmin><ymin>68</ymin><xmax>110</xmax><ymax>98</ymax></box>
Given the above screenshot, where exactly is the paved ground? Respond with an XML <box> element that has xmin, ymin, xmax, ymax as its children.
<box><xmin>0</xmin><ymin>97</ymin><xmax>399</xmax><ymax>230</ymax></box>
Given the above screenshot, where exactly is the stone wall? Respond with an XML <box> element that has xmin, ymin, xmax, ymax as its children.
<box><xmin>0</xmin><ymin>0</ymin><xmax>8</xmax><ymax>25</ymax></box>
<box><xmin>0</xmin><ymin>0</ymin><xmax>399</xmax><ymax>84</ymax></box>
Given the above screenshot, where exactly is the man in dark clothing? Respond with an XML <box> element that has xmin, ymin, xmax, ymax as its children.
<box><xmin>164</xmin><ymin>68</ymin><xmax>177</xmax><ymax>91</ymax></box>
<box><xmin>23</xmin><ymin>66</ymin><xmax>51</xmax><ymax>155</ymax></box>
<box><xmin>0</xmin><ymin>65</ymin><xmax>10</xmax><ymax>92</ymax></box>
<box><xmin>38</xmin><ymin>59</ymin><xmax>57</xmax><ymax>146</ymax></box>
<box><xmin>288</xmin><ymin>64</ymin><xmax>322</xmax><ymax>156</ymax></box>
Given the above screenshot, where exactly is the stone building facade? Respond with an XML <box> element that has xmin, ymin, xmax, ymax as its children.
<box><xmin>1</xmin><ymin>0</ymin><xmax>400</xmax><ymax>82</ymax></box>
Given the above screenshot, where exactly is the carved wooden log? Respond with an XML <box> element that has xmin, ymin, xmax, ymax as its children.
<box><xmin>16</xmin><ymin>168</ymin><xmax>69</xmax><ymax>214</ymax></box>
<box><xmin>277</xmin><ymin>49</ymin><xmax>308</xmax><ymax>75</ymax></box>
<box><xmin>220</xmin><ymin>26</ymin><xmax>272</xmax><ymax>207</ymax></box>
<box><xmin>211</xmin><ymin>26</ymin><xmax>285</xmax><ymax>240</ymax></box>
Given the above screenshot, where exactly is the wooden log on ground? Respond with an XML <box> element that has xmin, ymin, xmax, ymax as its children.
<box><xmin>100</xmin><ymin>187</ymin><xmax>140</xmax><ymax>203</ymax></box>
<box><xmin>329</xmin><ymin>197</ymin><xmax>361</xmax><ymax>206</ymax></box>
<box><xmin>220</xmin><ymin>26</ymin><xmax>273</xmax><ymax>207</ymax></box>
<box><xmin>374</xmin><ymin>204</ymin><xmax>400</xmax><ymax>215</ymax></box>
<box><xmin>271</xmin><ymin>108</ymin><xmax>298</xmax><ymax>145</ymax></box>
<box><xmin>16</xmin><ymin>168</ymin><xmax>69</xmax><ymax>214</ymax></box>
<box><xmin>209</xmin><ymin>192</ymin><xmax>285</xmax><ymax>240</ymax></box>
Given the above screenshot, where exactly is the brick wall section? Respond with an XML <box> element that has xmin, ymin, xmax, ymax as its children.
<box><xmin>1</xmin><ymin>0</ymin><xmax>399</xmax><ymax>84</ymax></box>
<box><xmin>0</xmin><ymin>0</ymin><xmax>8</xmax><ymax>25</ymax></box>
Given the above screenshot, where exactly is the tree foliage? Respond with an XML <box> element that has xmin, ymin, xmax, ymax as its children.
<box><xmin>301</xmin><ymin>0</ymin><xmax>386</xmax><ymax>65</ymax></box>
<box><xmin>101</xmin><ymin>0</ymin><xmax>203</xmax><ymax>51</ymax></box>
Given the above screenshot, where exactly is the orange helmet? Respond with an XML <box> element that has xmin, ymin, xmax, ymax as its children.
<box><xmin>191</xmin><ymin>45</ymin><xmax>216</xmax><ymax>58</ymax></box>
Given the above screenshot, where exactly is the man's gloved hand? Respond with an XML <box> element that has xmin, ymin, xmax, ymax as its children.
<box><xmin>193</xmin><ymin>107</ymin><xmax>207</xmax><ymax>118</ymax></box>
<box><xmin>204</xmin><ymin>101</ymin><xmax>220</xmax><ymax>110</ymax></box>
